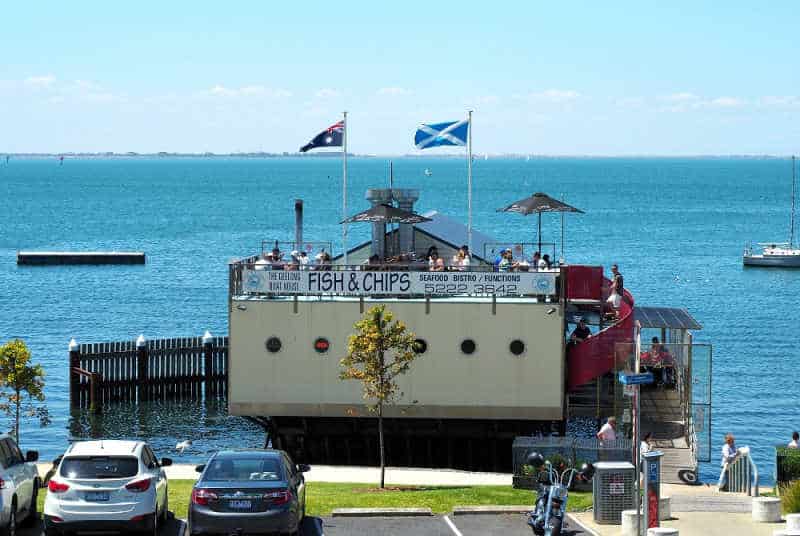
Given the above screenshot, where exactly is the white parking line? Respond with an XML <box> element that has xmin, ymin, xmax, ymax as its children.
<box><xmin>443</xmin><ymin>515</ymin><xmax>464</xmax><ymax>536</ymax></box>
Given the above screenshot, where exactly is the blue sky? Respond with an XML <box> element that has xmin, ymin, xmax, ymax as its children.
<box><xmin>1</xmin><ymin>1</ymin><xmax>798</xmax><ymax>154</ymax></box>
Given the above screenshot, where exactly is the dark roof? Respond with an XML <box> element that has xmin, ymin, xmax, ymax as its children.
<box><xmin>332</xmin><ymin>210</ymin><xmax>498</xmax><ymax>263</ymax></box>
<box><xmin>635</xmin><ymin>307</ymin><xmax>702</xmax><ymax>330</ymax></box>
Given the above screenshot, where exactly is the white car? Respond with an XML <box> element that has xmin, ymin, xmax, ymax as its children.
<box><xmin>44</xmin><ymin>440</ymin><xmax>172</xmax><ymax>536</ymax></box>
<box><xmin>0</xmin><ymin>434</ymin><xmax>40</xmax><ymax>533</ymax></box>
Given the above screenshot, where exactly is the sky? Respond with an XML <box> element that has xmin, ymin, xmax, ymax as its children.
<box><xmin>1</xmin><ymin>1</ymin><xmax>799</xmax><ymax>155</ymax></box>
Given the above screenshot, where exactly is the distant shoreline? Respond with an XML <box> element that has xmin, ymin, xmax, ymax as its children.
<box><xmin>0</xmin><ymin>153</ymin><xmax>792</xmax><ymax>160</ymax></box>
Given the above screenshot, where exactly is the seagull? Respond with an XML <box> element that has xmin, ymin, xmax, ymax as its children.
<box><xmin>176</xmin><ymin>440</ymin><xmax>192</xmax><ymax>454</ymax></box>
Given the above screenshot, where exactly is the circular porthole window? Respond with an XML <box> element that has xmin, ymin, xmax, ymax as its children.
<box><xmin>413</xmin><ymin>339</ymin><xmax>428</xmax><ymax>354</ymax></box>
<box><xmin>460</xmin><ymin>339</ymin><xmax>476</xmax><ymax>355</ymax></box>
<box><xmin>510</xmin><ymin>339</ymin><xmax>526</xmax><ymax>356</ymax></box>
<box><xmin>314</xmin><ymin>337</ymin><xmax>331</xmax><ymax>354</ymax></box>
<box><xmin>265</xmin><ymin>336</ymin><xmax>282</xmax><ymax>353</ymax></box>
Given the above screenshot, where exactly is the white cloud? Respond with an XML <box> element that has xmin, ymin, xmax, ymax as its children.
<box><xmin>315</xmin><ymin>88</ymin><xmax>341</xmax><ymax>98</ymax></box>
<box><xmin>529</xmin><ymin>89</ymin><xmax>581</xmax><ymax>102</ymax></box>
<box><xmin>757</xmin><ymin>95</ymin><xmax>800</xmax><ymax>108</ymax></box>
<box><xmin>660</xmin><ymin>92</ymin><xmax>700</xmax><ymax>103</ymax></box>
<box><xmin>24</xmin><ymin>75</ymin><xmax>56</xmax><ymax>88</ymax></box>
<box><xmin>377</xmin><ymin>87</ymin><xmax>410</xmax><ymax>96</ymax></box>
<box><xmin>209</xmin><ymin>85</ymin><xmax>292</xmax><ymax>98</ymax></box>
<box><xmin>710</xmin><ymin>96</ymin><xmax>745</xmax><ymax>108</ymax></box>
<box><xmin>614</xmin><ymin>97</ymin><xmax>645</xmax><ymax>108</ymax></box>
<box><xmin>467</xmin><ymin>95</ymin><xmax>499</xmax><ymax>105</ymax></box>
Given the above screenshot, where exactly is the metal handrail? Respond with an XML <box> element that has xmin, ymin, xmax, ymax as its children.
<box><xmin>726</xmin><ymin>452</ymin><xmax>759</xmax><ymax>496</ymax></box>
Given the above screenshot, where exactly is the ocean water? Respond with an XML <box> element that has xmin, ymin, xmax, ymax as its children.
<box><xmin>1</xmin><ymin>156</ymin><xmax>798</xmax><ymax>483</ymax></box>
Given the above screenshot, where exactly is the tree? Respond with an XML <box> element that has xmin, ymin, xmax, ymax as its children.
<box><xmin>339</xmin><ymin>305</ymin><xmax>419</xmax><ymax>488</ymax></box>
<box><xmin>0</xmin><ymin>339</ymin><xmax>50</xmax><ymax>442</ymax></box>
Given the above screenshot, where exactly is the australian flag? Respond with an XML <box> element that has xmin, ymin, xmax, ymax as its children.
<box><xmin>414</xmin><ymin>119</ymin><xmax>469</xmax><ymax>149</ymax></box>
<box><xmin>300</xmin><ymin>120</ymin><xmax>344</xmax><ymax>152</ymax></box>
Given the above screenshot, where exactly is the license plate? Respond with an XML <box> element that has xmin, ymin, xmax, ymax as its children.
<box><xmin>85</xmin><ymin>491</ymin><xmax>110</xmax><ymax>502</ymax></box>
<box><xmin>229</xmin><ymin>500</ymin><xmax>252</xmax><ymax>509</ymax></box>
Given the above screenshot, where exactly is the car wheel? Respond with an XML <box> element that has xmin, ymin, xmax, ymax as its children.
<box><xmin>159</xmin><ymin>491</ymin><xmax>169</xmax><ymax>523</ymax></box>
<box><xmin>4</xmin><ymin>501</ymin><xmax>17</xmax><ymax>536</ymax></box>
<box><xmin>22</xmin><ymin>480</ymin><xmax>39</xmax><ymax>527</ymax></box>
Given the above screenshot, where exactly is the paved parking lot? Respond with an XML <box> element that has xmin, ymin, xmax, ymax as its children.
<box><xmin>318</xmin><ymin>514</ymin><xmax>590</xmax><ymax>535</ymax></box>
<box><xmin>20</xmin><ymin>513</ymin><xmax>591</xmax><ymax>535</ymax></box>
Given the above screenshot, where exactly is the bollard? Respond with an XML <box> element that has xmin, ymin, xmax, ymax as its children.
<box><xmin>659</xmin><ymin>496</ymin><xmax>672</xmax><ymax>521</ymax></box>
<box><xmin>621</xmin><ymin>509</ymin><xmax>639</xmax><ymax>536</ymax></box>
<box><xmin>647</xmin><ymin>528</ymin><xmax>678</xmax><ymax>535</ymax></box>
<box><xmin>752</xmin><ymin>497</ymin><xmax>782</xmax><ymax>523</ymax></box>
<box><xmin>68</xmin><ymin>338</ymin><xmax>79</xmax><ymax>408</ymax></box>
<box><xmin>136</xmin><ymin>334</ymin><xmax>148</xmax><ymax>402</ymax></box>
<box><xmin>202</xmin><ymin>330</ymin><xmax>214</xmax><ymax>396</ymax></box>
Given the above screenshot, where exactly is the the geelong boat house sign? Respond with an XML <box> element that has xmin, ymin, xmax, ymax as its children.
<box><xmin>242</xmin><ymin>269</ymin><xmax>557</xmax><ymax>296</ymax></box>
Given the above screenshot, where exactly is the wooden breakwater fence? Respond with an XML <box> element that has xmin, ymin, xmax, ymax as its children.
<box><xmin>69</xmin><ymin>333</ymin><xmax>228</xmax><ymax>412</ymax></box>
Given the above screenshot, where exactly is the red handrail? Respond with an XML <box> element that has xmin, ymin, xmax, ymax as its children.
<box><xmin>566</xmin><ymin>280</ymin><xmax>635</xmax><ymax>390</ymax></box>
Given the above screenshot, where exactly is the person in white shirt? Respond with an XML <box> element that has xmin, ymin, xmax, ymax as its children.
<box><xmin>718</xmin><ymin>433</ymin><xmax>739</xmax><ymax>491</ymax></box>
<box><xmin>596</xmin><ymin>416</ymin><xmax>617</xmax><ymax>443</ymax></box>
<box><xmin>640</xmin><ymin>432</ymin><xmax>653</xmax><ymax>458</ymax></box>
<box><xmin>789</xmin><ymin>431</ymin><xmax>799</xmax><ymax>448</ymax></box>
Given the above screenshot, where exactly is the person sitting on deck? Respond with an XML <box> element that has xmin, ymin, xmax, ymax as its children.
<box><xmin>298</xmin><ymin>251</ymin><xmax>309</xmax><ymax>269</ymax></box>
<box><xmin>498</xmin><ymin>248</ymin><xmax>515</xmax><ymax>272</ymax></box>
<box><xmin>286</xmin><ymin>251</ymin><xmax>300</xmax><ymax>270</ymax></box>
<box><xmin>532</xmin><ymin>251</ymin><xmax>542</xmax><ymax>270</ymax></box>
<box><xmin>789</xmin><ymin>431</ymin><xmax>800</xmax><ymax>448</ymax></box>
<box><xmin>315</xmin><ymin>251</ymin><xmax>331</xmax><ymax>270</ymax></box>
<box><xmin>451</xmin><ymin>246</ymin><xmax>469</xmax><ymax>271</ymax></box>
<box><xmin>270</xmin><ymin>248</ymin><xmax>284</xmax><ymax>270</ymax></box>
<box><xmin>428</xmin><ymin>248</ymin><xmax>445</xmax><ymax>271</ymax></box>
<box><xmin>254</xmin><ymin>252</ymin><xmax>273</xmax><ymax>271</ymax></box>
<box><xmin>647</xmin><ymin>337</ymin><xmax>675</xmax><ymax>387</ymax></box>
<box><xmin>569</xmin><ymin>318</ymin><xmax>592</xmax><ymax>346</ymax></box>
<box><xmin>541</xmin><ymin>254</ymin><xmax>552</xmax><ymax>270</ymax></box>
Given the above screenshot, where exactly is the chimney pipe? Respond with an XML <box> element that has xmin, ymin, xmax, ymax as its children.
<box><xmin>294</xmin><ymin>199</ymin><xmax>303</xmax><ymax>250</ymax></box>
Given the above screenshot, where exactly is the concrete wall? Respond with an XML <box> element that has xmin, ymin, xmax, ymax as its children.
<box><xmin>229</xmin><ymin>297</ymin><xmax>565</xmax><ymax>420</ymax></box>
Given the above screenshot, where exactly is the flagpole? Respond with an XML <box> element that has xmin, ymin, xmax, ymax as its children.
<box><xmin>343</xmin><ymin>111</ymin><xmax>348</xmax><ymax>266</ymax></box>
<box><xmin>467</xmin><ymin>110</ymin><xmax>473</xmax><ymax>261</ymax></box>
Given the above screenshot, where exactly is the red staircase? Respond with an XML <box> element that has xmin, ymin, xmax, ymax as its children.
<box><xmin>566</xmin><ymin>272</ymin><xmax>635</xmax><ymax>391</ymax></box>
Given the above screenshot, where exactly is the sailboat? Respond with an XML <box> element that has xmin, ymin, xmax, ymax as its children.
<box><xmin>743</xmin><ymin>155</ymin><xmax>800</xmax><ymax>267</ymax></box>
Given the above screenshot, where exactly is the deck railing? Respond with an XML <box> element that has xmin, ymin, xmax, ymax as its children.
<box><xmin>229</xmin><ymin>258</ymin><xmax>563</xmax><ymax>300</ymax></box>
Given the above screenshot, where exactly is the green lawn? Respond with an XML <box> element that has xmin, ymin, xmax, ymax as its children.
<box><xmin>40</xmin><ymin>481</ymin><xmax>592</xmax><ymax>520</ymax></box>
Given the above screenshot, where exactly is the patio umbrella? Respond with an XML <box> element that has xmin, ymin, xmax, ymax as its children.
<box><xmin>497</xmin><ymin>192</ymin><xmax>584</xmax><ymax>253</ymax></box>
<box><xmin>340</xmin><ymin>204</ymin><xmax>432</xmax><ymax>224</ymax></box>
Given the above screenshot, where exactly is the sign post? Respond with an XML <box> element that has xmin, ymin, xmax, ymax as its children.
<box><xmin>642</xmin><ymin>450</ymin><xmax>663</xmax><ymax>531</ymax></box>
<box><xmin>619</xmin><ymin>371</ymin><xmax>654</xmax><ymax>536</ymax></box>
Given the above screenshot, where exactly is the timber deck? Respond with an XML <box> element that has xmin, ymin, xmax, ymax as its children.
<box><xmin>641</xmin><ymin>387</ymin><xmax>696</xmax><ymax>484</ymax></box>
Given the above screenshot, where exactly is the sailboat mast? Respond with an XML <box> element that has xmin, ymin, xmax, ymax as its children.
<box><xmin>791</xmin><ymin>155</ymin><xmax>796</xmax><ymax>248</ymax></box>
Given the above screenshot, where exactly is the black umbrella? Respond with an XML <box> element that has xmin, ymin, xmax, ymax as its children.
<box><xmin>497</xmin><ymin>192</ymin><xmax>584</xmax><ymax>253</ymax></box>
<box><xmin>340</xmin><ymin>204</ymin><xmax>432</xmax><ymax>224</ymax></box>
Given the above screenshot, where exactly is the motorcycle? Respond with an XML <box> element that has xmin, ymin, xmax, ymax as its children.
<box><xmin>525</xmin><ymin>452</ymin><xmax>594</xmax><ymax>536</ymax></box>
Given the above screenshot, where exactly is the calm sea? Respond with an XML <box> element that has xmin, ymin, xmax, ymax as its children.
<box><xmin>1</xmin><ymin>156</ymin><xmax>798</xmax><ymax>483</ymax></box>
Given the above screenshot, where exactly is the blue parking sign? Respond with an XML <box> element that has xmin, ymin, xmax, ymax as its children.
<box><xmin>648</xmin><ymin>461</ymin><xmax>659</xmax><ymax>483</ymax></box>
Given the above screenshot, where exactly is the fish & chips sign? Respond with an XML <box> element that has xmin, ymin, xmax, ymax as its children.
<box><xmin>242</xmin><ymin>269</ymin><xmax>557</xmax><ymax>296</ymax></box>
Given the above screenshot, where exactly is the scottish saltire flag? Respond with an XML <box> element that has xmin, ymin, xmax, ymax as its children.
<box><xmin>300</xmin><ymin>120</ymin><xmax>344</xmax><ymax>152</ymax></box>
<box><xmin>414</xmin><ymin>119</ymin><xmax>469</xmax><ymax>149</ymax></box>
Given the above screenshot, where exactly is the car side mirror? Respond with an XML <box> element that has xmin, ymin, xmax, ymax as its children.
<box><xmin>297</xmin><ymin>464</ymin><xmax>310</xmax><ymax>473</ymax></box>
<box><xmin>160</xmin><ymin>457</ymin><xmax>173</xmax><ymax>467</ymax></box>
<box><xmin>195</xmin><ymin>464</ymin><xmax>206</xmax><ymax>473</ymax></box>
<box><xmin>25</xmin><ymin>451</ymin><xmax>39</xmax><ymax>463</ymax></box>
